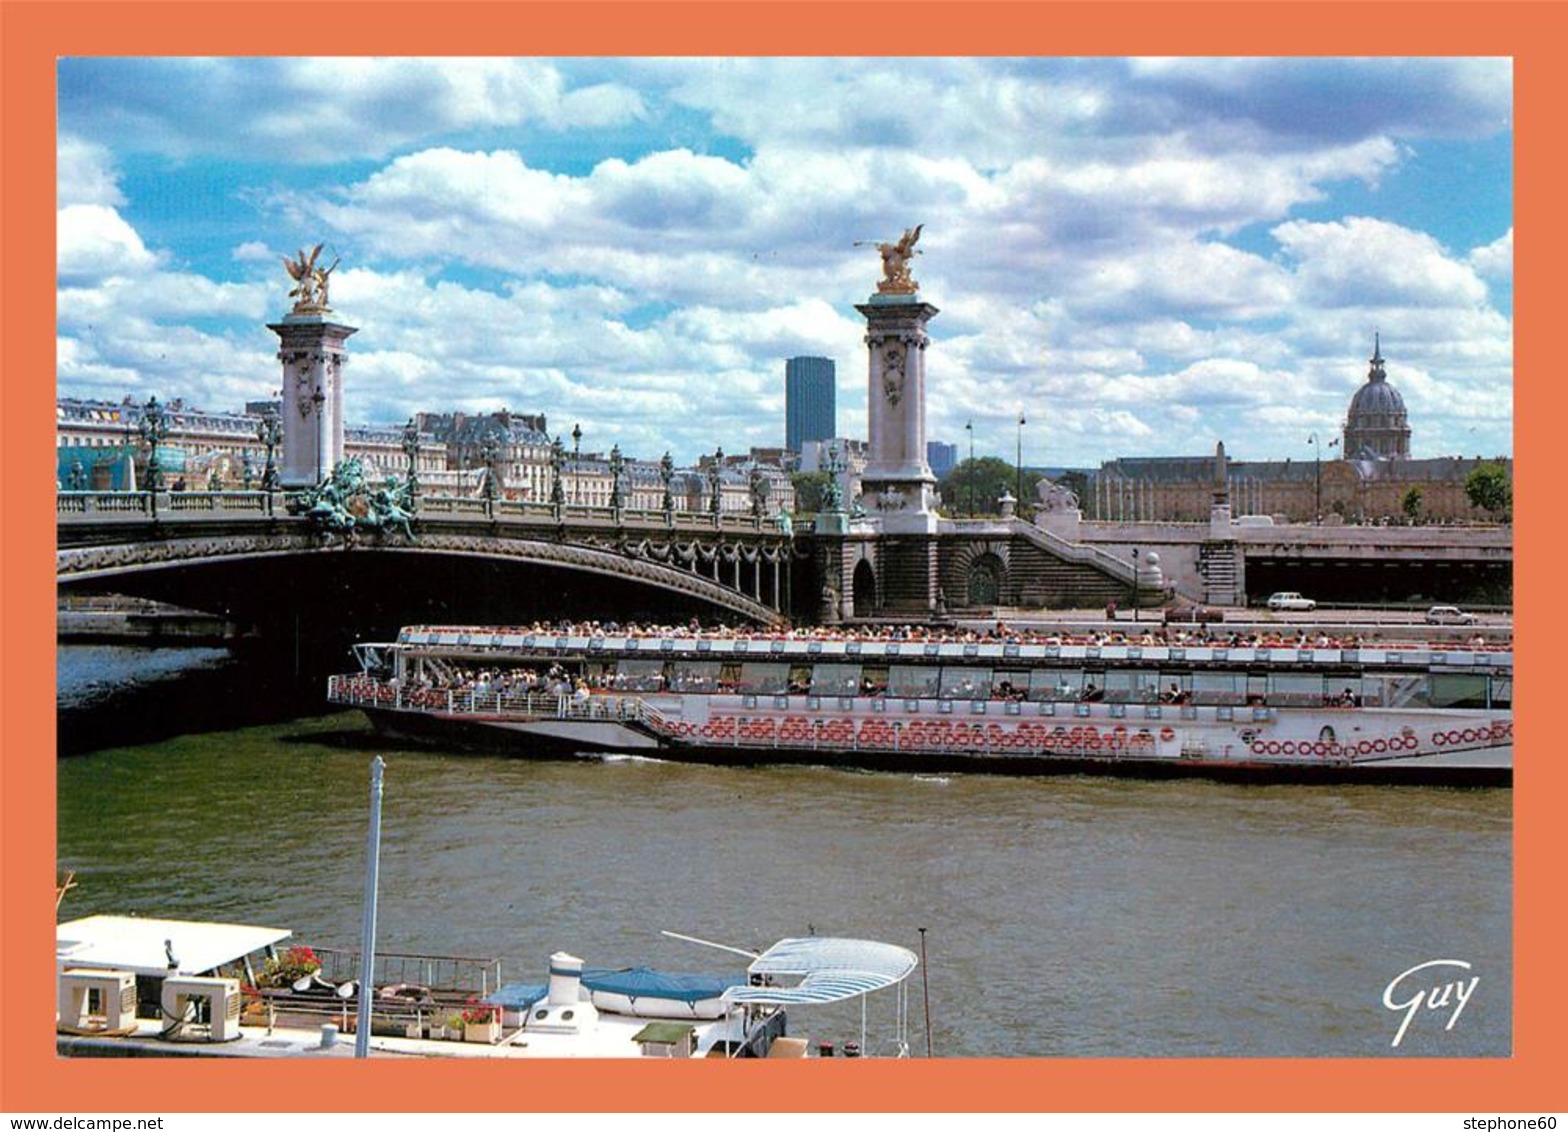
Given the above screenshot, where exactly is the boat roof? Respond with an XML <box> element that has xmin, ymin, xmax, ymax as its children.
<box><xmin>724</xmin><ymin>936</ymin><xmax>918</xmax><ymax>1007</ymax></box>
<box><xmin>57</xmin><ymin>915</ymin><xmax>291</xmax><ymax>977</ymax></box>
<box><xmin>391</xmin><ymin>627</ymin><xmax>1511</xmax><ymax>670</ymax></box>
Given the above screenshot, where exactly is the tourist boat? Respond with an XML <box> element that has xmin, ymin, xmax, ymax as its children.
<box><xmin>56</xmin><ymin>913</ymin><xmax>920</xmax><ymax>1059</ymax></box>
<box><xmin>327</xmin><ymin>623</ymin><xmax>1512</xmax><ymax>786</ymax></box>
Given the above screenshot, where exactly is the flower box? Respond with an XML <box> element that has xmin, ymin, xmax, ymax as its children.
<box><xmin>462</xmin><ymin>1018</ymin><xmax>501</xmax><ymax>1044</ymax></box>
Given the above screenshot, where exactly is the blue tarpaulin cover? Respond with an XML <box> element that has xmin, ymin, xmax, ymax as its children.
<box><xmin>485</xmin><ymin>982</ymin><xmax>547</xmax><ymax>1009</ymax></box>
<box><xmin>581</xmin><ymin>967</ymin><xmax>744</xmax><ymax>1004</ymax></box>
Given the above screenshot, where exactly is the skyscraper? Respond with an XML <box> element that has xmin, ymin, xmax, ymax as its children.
<box><xmin>785</xmin><ymin>356</ymin><xmax>836</xmax><ymax>453</ymax></box>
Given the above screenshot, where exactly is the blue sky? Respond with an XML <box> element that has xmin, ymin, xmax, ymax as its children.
<box><xmin>56</xmin><ymin>57</ymin><xmax>1513</xmax><ymax>467</ymax></box>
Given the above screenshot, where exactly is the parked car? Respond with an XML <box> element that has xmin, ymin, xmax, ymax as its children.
<box><xmin>1425</xmin><ymin>605</ymin><xmax>1478</xmax><ymax>625</ymax></box>
<box><xmin>1164</xmin><ymin>604</ymin><xmax>1224</xmax><ymax>625</ymax></box>
<box><xmin>1266</xmin><ymin>592</ymin><xmax>1316</xmax><ymax>612</ymax></box>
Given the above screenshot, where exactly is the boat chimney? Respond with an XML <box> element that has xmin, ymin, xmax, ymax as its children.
<box><xmin>548</xmin><ymin>951</ymin><xmax>584</xmax><ymax>1006</ymax></box>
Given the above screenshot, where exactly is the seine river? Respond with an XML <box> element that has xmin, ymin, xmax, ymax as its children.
<box><xmin>56</xmin><ymin>646</ymin><xmax>1512</xmax><ymax>1058</ymax></box>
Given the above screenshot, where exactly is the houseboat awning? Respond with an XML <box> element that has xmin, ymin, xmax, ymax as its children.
<box><xmin>723</xmin><ymin>937</ymin><xmax>918</xmax><ymax>1007</ymax></box>
<box><xmin>57</xmin><ymin>915</ymin><xmax>291</xmax><ymax>977</ymax></box>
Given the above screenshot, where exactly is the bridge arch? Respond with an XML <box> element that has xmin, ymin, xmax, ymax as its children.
<box><xmin>57</xmin><ymin>531</ymin><xmax>786</xmax><ymax>627</ymax></box>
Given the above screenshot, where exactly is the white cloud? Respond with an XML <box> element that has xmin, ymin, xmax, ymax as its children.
<box><xmin>57</xmin><ymin>204</ymin><xmax>159</xmax><ymax>282</ymax></box>
<box><xmin>57</xmin><ymin>135</ymin><xmax>124</xmax><ymax>208</ymax></box>
<box><xmin>1469</xmin><ymin>228</ymin><xmax>1512</xmax><ymax>282</ymax></box>
<box><xmin>1272</xmin><ymin>216</ymin><xmax>1489</xmax><ymax>309</ymax></box>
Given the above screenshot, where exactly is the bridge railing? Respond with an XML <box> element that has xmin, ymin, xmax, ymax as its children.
<box><xmin>60</xmin><ymin>489</ymin><xmax>790</xmax><ymax>534</ymax></box>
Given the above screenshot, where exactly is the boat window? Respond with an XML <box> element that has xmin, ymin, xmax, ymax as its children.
<box><xmin>1266</xmin><ymin>672</ymin><xmax>1327</xmax><ymax>707</ymax></box>
<box><xmin>1489</xmin><ymin>675</ymin><xmax>1512</xmax><ymax>709</ymax></box>
<box><xmin>670</xmin><ymin>660</ymin><xmax>722</xmax><ymax>692</ymax></box>
<box><xmin>1362</xmin><ymin>673</ymin><xmax>1424</xmax><ymax>708</ymax></box>
<box><xmin>938</xmin><ymin>667</ymin><xmax>991</xmax><ymax>700</ymax></box>
<box><xmin>788</xmin><ymin>664</ymin><xmax>813</xmax><ymax>694</ymax></box>
<box><xmin>1102</xmin><ymin>669</ymin><xmax>1158</xmax><ymax>704</ymax></box>
<box><xmin>613</xmin><ymin>659</ymin><xmax>666</xmax><ymax>692</ymax></box>
<box><xmin>1156</xmin><ymin>673</ymin><xmax>1190</xmax><ymax>704</ymax></box>
<box><xmin>736</xmin><ymin>662</ymin><xmax>790</xmax><ymax>695</ymax></box>
<box><xmin>1189</xmin><ymin>670</ymin><xmax>1246</xmax><ymax>706</ymax></box>
<box><xmin>1427</xmin><ymin>673</ymin><xmax>1490</xmax><ymax>709</ymax></box>
<box><xmin>1028</xmin><ymin>669</ymin><xmax>1081</xmax><ymax>701</ymax></box>
<box><xmin>860</xmin><ymin>666</ymin><xmax>889</xmax><ymax>696</ymax></box>
<box><xmin>888</xmin><ymin>665</ymin><xmax>940</xmax><ymax>699</ymax></box>
<box><xmin>993</xmin><ymin>669</ymin><xmax>1029</xmax><ymax>700</ymax></box>
<box><xmin>810</xmin><ymin>663</ymin><xmax>862</xmax><ymax>696</ymax></box>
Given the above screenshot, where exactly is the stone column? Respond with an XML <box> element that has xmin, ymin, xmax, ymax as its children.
<box><xmin>854</xmin><ymin>295</ymin><xmax>940</xmax><ymax>534</ymax></box>
<box><xmin>268</xmin><ymin>312</ymin><xmax>358</xmax><ymax>488</ymax></box>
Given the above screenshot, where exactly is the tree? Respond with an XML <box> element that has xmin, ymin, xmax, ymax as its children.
<box><xmin>1464</xmin><ymin>463</ymin><xmax>1512</xmax><ymax>521</ymax></box>
<box><xmin>939</xmin><ymin>456</ymin><xmax>1043</xmax><ymax>516</ymax></box>
<box><xmin>1400</xmin><ymin>486</ymin><xmax>1423</xmax><ymax>524</ymax></box>
<box><xmin>789</xmin><ymin>470</ymin><xmax>834</xmax><ymax>515</ymax></box>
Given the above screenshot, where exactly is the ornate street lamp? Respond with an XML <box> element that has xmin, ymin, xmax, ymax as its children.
<box><xmin>660</xmin><ymin>450</ymin><xmax>675</xmax><ymax>514</ymax></box>
<box><xmin>138</xmin><ymin>396</ymin><xmax>169</xmax><ymax>491</ymax></box>
<box><xmin>1016</xmin><ymin>409</ymin><xmax>1027</xmax><ymax>509</ymax></box>
<box><xmin>571</xmin><ymin>422</ymin><xmax>582</xmax><ymax>506</ymax></box>
<box><xmin>400</xmin><ymin>417</ymin><xmax>421</xmax><ymax>502</ymax></box>
<box><xmin>256</xmin><ymin>408</ymin><xmax>281</xmax><ymax>492</ymax></box>
<box><xmin>1307</xmin><ymin>432</ymin><xmax>1322</xmax><ymax>524</ymax></box>
<box><xmin>550</xmin><ymin>435</ymin><xmax>565</xmax><ymax>507</ymax></box>
<box><xmin>480</xmin><ymin>432</ymin><xmax>501</xmax><ymax>501</ymax></box>
<box><xmin>965</xmin><ymin>419</ymin><xmax>974</xmax><ymax>516</ymax></box>
<box><xmin>749</xmin><ymin>466</ymin><xmax>769</xmax><ymax>518</ymax></box>
<box><xmin>608</xmin><ymin>444</ymin><xmax>624</xmax><ymax>511</ymax></box>
<box><xmin>311</xmin><ymin>387</ymin><xmax>326</xmax><ymax>484</ymax></box>
<box><xmin>708</xmin><ymin>448</ymin><xmax>724</xmax><ymax>515</ymax></box>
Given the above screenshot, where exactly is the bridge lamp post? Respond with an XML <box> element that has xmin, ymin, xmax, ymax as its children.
<box><xmin>549</xmin><ymin>436</ymin><xmax>565</xmax><ymax>508</ymax></box>
<box><xmin>400</xmin><ymin>418</ymin><xmax>421</xmax><ymax>507</ymax></box>
<box><xmin>571</xmin><ymin>423</ymin><xmax>582</xmax><ymax>506</ymax></box>
<box><xmin>609</xmin><ymin>444</ymin><xmax>624</xmax><ymax>512</ymax></box>
<box><xmin>1015</xmin><ymin>410</ymin><xmax>1027</xmax><ymax>511</ymax></box>
<box><xmin>1307</xmin><ymin>432</ymin><xmax>1322</xmax><ymax>524</ymax></box>
<box><xmin>965</xmin><ymin>419</ymin><xmax>974</xmax><ymax>516</ymax></box>
<box><xmin>256</xmin><ymin>409</ymin><xmax>281</xmax><ymax>493</ymax></box>
<box><xmin>138</xmin><ymin>396</ymin><xmax>169</xmax><ymax>493</ymax></box>
<box><xmin>311</xmin><ymin>387</ymin><xmax>326</xmax><ymax>485</ymax></box>
<box><xmin>660</xmin><ymin>451</ymin><xmax>674</xmax><ymax>515</ymax></box>
<box><xmin>709</xmin><ymin>448</ymin><xmax>724</xmax><ymax>516</ymax></box>
<box><xmin>480</xmin><ymin>433</ymin><xmax>501</xmax><ymax>503</ymax></box>
<box><xmin>1130</xmin><ymin>548</ymin><xmax>1139</xmax><ymax>623</ymax></box>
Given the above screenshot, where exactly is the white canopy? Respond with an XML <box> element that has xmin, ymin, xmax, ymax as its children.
<box><xmin>723</xmin><ymin>937</ymin><xmax>918</xmax><ymax>1007</ymax></box>
<box><xmin>57</xmin><ymin>915</ymin><xmax>291</xmax><ymax>977</ymax></box>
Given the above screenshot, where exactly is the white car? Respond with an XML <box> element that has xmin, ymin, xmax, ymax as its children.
<box><xmin>1266</xmin><ymin>592</ymin><xmax>1316</xmax><ymax>612</ymax></box>
<box><xmin>1425</xmin><ymin>605</ymin><xmax>1478</xmax><ymax>625</ymax></box>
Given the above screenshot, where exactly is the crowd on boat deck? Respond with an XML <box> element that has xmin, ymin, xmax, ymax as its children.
<box><xmin>405</xmin><ymin>616</ymin><xmax>1505</xmax><ymax>652</ymax></box>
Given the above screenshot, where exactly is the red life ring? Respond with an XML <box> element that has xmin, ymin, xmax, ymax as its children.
<box><xmin>1432</xmin><ymin>731</ymin><xmax>1448</xmax><ymax>747</ymax></box>
<box><xmin>1264</xmin><ymin>741</ymin><xmax>1282</xmax><ymax>755</ymax></box>
<box><xmin>1159</xmin><ymin>727</ymin><xmax>1176</xmax><ymax>743</ymax></box>
<box><xmin>1459</xmin><ymin>728</ymin><xmax>1478</xmax><ymax>744</ymax></box>
<box><xmin>1279</xmin><ymin>741</ymin><xmax>1296</xmax><ymax>756</ymax></box>
<box><xmin>1251</xmin><ymin>741</ymin><xmax>1267</xmax><ymax>756</ymax></box>
<box><xmin>1371</xmin><ymin>738</ymin><xmax>1387</xmax><ymax>753</ymax></box>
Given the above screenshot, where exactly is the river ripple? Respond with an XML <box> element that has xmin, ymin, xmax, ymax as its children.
<box><xmin>55</xmin><ymin>710</ymin><xmax>1511</xmax><ymax>1058</ymax></box>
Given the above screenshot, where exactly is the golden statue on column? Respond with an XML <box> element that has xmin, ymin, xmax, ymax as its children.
<box><xmin>858</xmin><ymin>224</ymin><xmax>923</xmax><ymax>294</ymax></box>
<box><xmin>282</xmin><ymin>243</ymin><xmax>340</xmax><ymax>313</ymax></box>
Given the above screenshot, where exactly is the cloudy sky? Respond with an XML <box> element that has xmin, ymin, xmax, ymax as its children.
<box><xmin>56</xmin><ymin>57</ymin><xmax>1513</xmax><ymax>468</ymax></box>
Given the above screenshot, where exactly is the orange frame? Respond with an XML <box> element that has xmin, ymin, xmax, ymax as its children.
<box><xmin>3</xmin><ymin>1</ymin><xmax>1557</xmax><ymax>1113</ymax></box>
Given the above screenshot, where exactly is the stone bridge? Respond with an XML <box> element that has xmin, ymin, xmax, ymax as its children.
<box><xmin>57</xmin><ymin>489</ymin><xmax>797</xmax><ymax>626</ymax></box>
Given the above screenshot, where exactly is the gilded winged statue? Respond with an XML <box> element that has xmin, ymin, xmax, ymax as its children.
<box><xmin>282</xmin><ymin>243</ymin><xmax>339</xmax><ymax>311</ymax></box>
<box><xmin>862</xmin><ymin>224</ymin><xmax>923</xmax><ymax>294</ymax></box>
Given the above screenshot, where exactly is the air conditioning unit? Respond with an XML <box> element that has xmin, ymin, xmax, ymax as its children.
<box><xmin>160</xmin><ymin>975</ymin><xmax>242</xmax><ymax>1042</ymax></box>
<box><xmin>58</xmin><ymin>968</ymin><xmax>137</xmax><ymax>1033</ymax></box>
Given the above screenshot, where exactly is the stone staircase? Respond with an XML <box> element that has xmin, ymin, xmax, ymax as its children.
<box><xmin>1197</xmin><ymin>540</ymin><xmax>1244</xmax><ymax>606</ymax></box>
